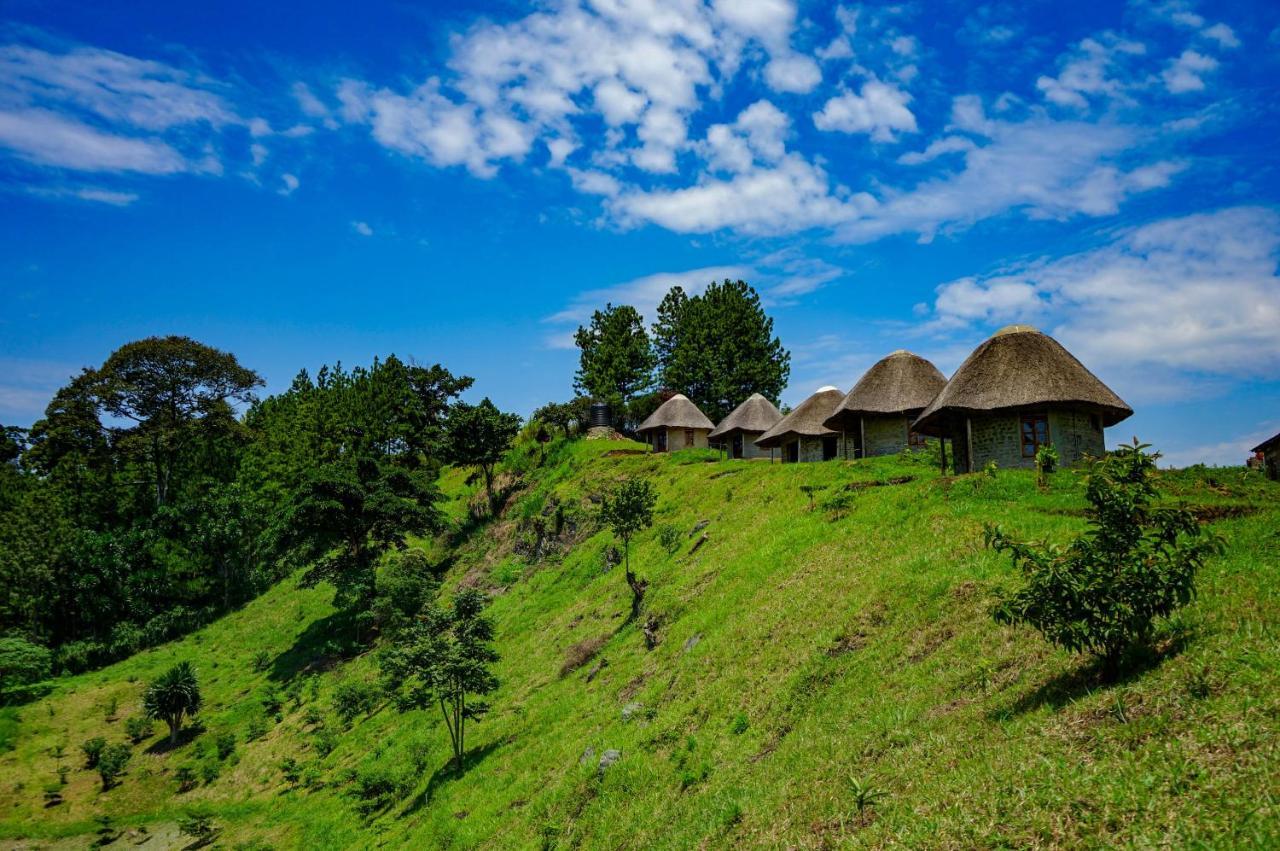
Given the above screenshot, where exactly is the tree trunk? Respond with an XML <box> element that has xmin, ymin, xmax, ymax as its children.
<box><xmin>483</xmin><ymin>465</ymin><xmax>495</xmax><ymax>513</ymax></box>
<box><xmin>169</xmin><ymin>717</ymin><xmax>180</xmax><ymax>745</ymax></box>
<box><xmin>623</xmin><ymin>541</ymin><xmax>646</xmax><ymax>621</ymax></box>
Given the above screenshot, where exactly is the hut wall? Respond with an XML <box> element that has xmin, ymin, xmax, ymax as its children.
<box><xmin>1264</xmin><ymin>446</ymin><xmax>1279</xmax><ymax>481</ymax></box>
<box><xmin>662</xmin><ymin>426</ymin><xmax>709</xmax><ymax>451</ymax></box>
<box><xmin>863</xmin><ymin>415</ymin><xmax>910</xmax><ymax>457</ymax></box>
<box><xmin>961</xmin><ymin>408</ymin><xmax>1104</xmax><ymax>471</ymax></box>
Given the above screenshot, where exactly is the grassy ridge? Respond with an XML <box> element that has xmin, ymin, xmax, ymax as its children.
<box><xmin>2</xmin><ymin>439</ymin><xmax>1277</xmax><ymax>848</ymax></box>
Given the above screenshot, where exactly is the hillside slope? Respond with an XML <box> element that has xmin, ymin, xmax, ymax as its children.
<box><xmin>2</xmin><ymin>440</ymin><xmax>1278</xmax><ymax>849</ymax></box>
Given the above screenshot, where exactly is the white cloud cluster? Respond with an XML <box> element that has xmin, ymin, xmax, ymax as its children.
<box><xmin>1035</xmin><ymin>36</ymin><xmax>1146</xmax><ymax>110</ymax></box>
<box><xmin>1162</xmin><ymin>49</ymin><xmax>1218</xmax><ymax>93</ymax></box>
<box><xmin>813</xmin><ymin>80</ymin><xmax>917</xmax><ymax>141</ymax></box>
<box><xmin>337</xmin><ymin>0</ymin><xmax>821</xmax><ymax>179</ymax></box>
<box><xmin>927</xmin><ymin>207</ymin><xmax>1280</xmax><ymax>381</ymax></box>
<box><xmin>0</xmin><ymin>43</ymin><xmax>234</xmax><ymax>175</ymax></box>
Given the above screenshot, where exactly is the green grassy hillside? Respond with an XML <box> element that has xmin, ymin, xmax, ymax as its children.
<box><xmin>3</xmin><ymin>439</ymin><xmax>1278</xmax><ymax>849</ymax></box>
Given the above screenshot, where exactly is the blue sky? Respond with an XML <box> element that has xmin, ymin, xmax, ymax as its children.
<box><xmin>1</xmin><ymin>0</ymin><xmax>1278</xmax><ymax>466</ymax></box>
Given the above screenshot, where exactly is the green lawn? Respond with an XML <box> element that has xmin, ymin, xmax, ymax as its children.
<box><xmin>2</xmin><ymin>438</ymin><xmax>1277</xmax><ymax>849</ymax></box>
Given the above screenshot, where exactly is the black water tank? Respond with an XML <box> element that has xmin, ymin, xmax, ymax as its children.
<box><xmin>589</xmin><ymin>402</ymin><xmax>611</xmax><ymax>428</ymax></box>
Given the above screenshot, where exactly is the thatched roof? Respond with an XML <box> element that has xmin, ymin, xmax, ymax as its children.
<box><xmin>824</xmin><ymin>350</ymin><xmax>946</xmax><ymax>430</ymax></box>
<box><xmin>1252</xmin><ymin>431</ymin><xmax>1280</xmax><ymax>453</ymax></box>
<box><xmin>755</xmin><ymin>386</ymin><xmax>844</xmax><ymax>448</ymax></box>
<box><xmin>913</xmin><ymin>325</ymin><xmax>1132</xmax><ymax>435</ymax></box>
<box><xmin>636</xmin><ymin>393</ymin><xmax>714</xmax><ymax>433</ymax></box>
<box><xmin>709</xmin><ymin>393</ymin><xmax>783</xmax><ymax>439</ymax></box>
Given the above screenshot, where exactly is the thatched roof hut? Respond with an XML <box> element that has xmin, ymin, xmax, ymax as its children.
<box><xmin>824</xmin><ymin>350</ymin><xmax>946</xmax><ymax>430</ymax></box>
<box><xmin>636</xmin><ymin>393</ymin><xmax>714</xmax><ymax>452</ymax></box>
<box><xmin>755</xmin><ymin>386</ymin><xmax>844</xmax><ymax>450</ymax></box>
<box><xmin>637</xmin><ymin>394</ymin><xmax>714</xmax><ymax>432</ymax></box>
<box><xmin>1252</xmin><ymin>431</ymin><xmax>1280</xmax><ymax>481</ymax></box>
<box><xmin>709</xmin><ymin>393</ymin><xmax>783</xmax><ymax>460</ymax></box>
<box><xmin>710</xmin><ymin>393</ymin><xmax>782</xmax><ymax>439</ymax></box>
<box><xmin>913</xmin><ymin>325</ymin><xmax>1132</xmax><ymax>471</ymax></box>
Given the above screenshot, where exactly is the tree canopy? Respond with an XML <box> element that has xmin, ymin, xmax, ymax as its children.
<box><xmin>573</xmin><ymin>303</ymin><xmax>655</xmax><ymax>415</ymax></box>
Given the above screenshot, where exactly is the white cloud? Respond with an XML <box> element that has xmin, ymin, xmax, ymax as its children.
<box><xmin>25</xmin><ymin>184</ymin><xmax>140</xmax><ymax>205</ymax></box>
<box><xmin>926</xmin><ymin>207</ymin><xmax>1280</xmax><ymax>383</ymax></box>
<box><xmin>813</xmin><ymin>81</ymin><xmax>917</xmax><ymax>141</ymax></box>
<box><xmin>897</xmin><ymin>135</ymin><xmax>975</xmax><ymax>165</ymax></box>
<box><xmin>1160</xmin><ymin>424</ymin><xmax>1279</xmax><ymax>468</ymax></box>
<box><xmin>1162</xmin><ymin>49</ymin><xmax>1218</xmax><ymax>93</ymax></box>
<box><xmin>764</xmin><ymin>53</ymin><xmax>821</xmax><ymax>93</ymax></box>
<box><xmin>837</xmin><ymin>97</ymin><xmax>1181</xmax><ymax>243</ymax></box>
<box><xmin>278</xmin><ymin>172</ymin><xmax>299</xmax><ymax>196</ymax></box>
<box><xmin>351</xmin><ymin>220</ymin><xmax>373</xmax><ymax>236</ymax></box>
<box><xmin>1201</xmin><ymin>23</ymin><xmax>1240</xmax><ymax>49</ymax></box>
<box><xmin>0</xmin><ymin>43</ymin><xmax>240</xmax><ymax>176</ymax></box>
<box><xmin>611</xmin><ymin>154</ymin><xmax>864</xmax><ymax>235</ymax></box>
<box><xmin>1034</xmin><ymin>36</ymin><xmax>1145</xmax><ymax>110</ymax></box>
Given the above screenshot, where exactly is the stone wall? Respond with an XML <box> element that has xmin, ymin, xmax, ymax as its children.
<box><xmin>955</xmin><ymin>407</ymin><xmax>1106</xmax><ymax>471</ymax></box>
<box><xmin>665</xmin><ymin>426</ymin><xmax>709</xmax><ymax>451</ymax></box>
<box><xmin>863</xmin><ymin>415</ymin><xmax>910</xmax><ymax>457</ymax></box>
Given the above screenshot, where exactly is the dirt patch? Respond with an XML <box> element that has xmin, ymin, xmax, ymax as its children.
<box><xmin>749</xmin><ymin>723</ymin><xmax>792</xmax><ymax>763</ymax></box>
<box><xmin>709</xmin><ymin>468</ymin><xmax>744</xmax><ymax>480</ymax></box>
<box><xmin>560</xmin><ymin>635</ymin><xmax>608</xmax><ymax>678</ymax></box>
<box><xmin>907</xmin><ymin>627</ymin><xmax>954</xmax><ymax>663</ymax></box>
<box><xmin>827</xmin><ymin>630</ymin><xmax>869</xmax><ymax>656</ymax></box>
<box><xmin>842</xmin><ymin>475</ymin><xmax>915</xmax><ymax>491</ymax></box>
<box><xmin>603</xmin><ymin>448</ymin><xmax>648</xmax><ymax>457</ymax></box>
<box><xmin>951</xmin><ymin>580</ymin><xmax>980</xmax><ymax>601</ymax></box>
<box><xmin>619</xmin><ymin>672</ymin><xmax>647</xmax><ymax>701</ymax></box>
<box><xmin>1187</xmin><ymin>504</ymin><xmax>1261</xmax><ymax>522</ymax></box>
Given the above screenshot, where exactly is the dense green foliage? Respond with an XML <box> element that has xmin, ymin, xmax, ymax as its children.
<box><xmin>572</xmin><ymin>304</ymin><xmax>656</xmax><ymax>418</ymax></box>
<box><xmin>143</xmin><ymin>661</ymin><xmax>203</xmax><ymax>744</ymax></box>
<box><xmin>651</xmin><ymin>280</ymin><xmax>790</xmax><ymax>422</ymax></box>
<box><xmin>444</xmin><ymin>398</ymin><xmax>522</xmax><ymax>511</ymax></box>
<box><xmin>0</xmin><ymin>340</ymin><xmax>473</xmax><ymax>676</ymax></box>
<box><xmin>989</xmin><ymin>440</ymin><xmax>1224</xmax><ymax>675</ymax></box>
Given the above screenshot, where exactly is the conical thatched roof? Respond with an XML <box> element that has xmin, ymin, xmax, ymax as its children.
<box><xmin>913</xmin><ymin>325</ymin><xmax>1132</xmax><ymax>435</ymax></box>
<box><xmin>709</xmin><ymin>393</ymin><xmax>783</xmax><ymax>439</ymax></box>
<box><xmin>636</xmin><ymin>394</ymin><xmax>714</xmax><ymax>433</ymax></box>
<box><xmin>755</xmin><ymin>386</ymin><xmax>844</xmax><ymax>448</ymax></box>
<box><xmin>824</xmin><ymin>350</ymin><xmax>946</xmax><ymax>430</ymax></box>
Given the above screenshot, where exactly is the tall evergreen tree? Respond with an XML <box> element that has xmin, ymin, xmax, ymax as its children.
<box><xmin>653</xmin><ymin>280</ymin><xmax>790</xmax><ymax>422</ymax></box>
<box><xmin>573</xmin><ymin>304</ymin><xmax>656</xmax><ymax>415</ymax></box>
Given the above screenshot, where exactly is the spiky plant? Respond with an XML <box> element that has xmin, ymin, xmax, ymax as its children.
<box><xmin>143</xmin><ymin>662</ymin><xmax>203</xmax><ymax>745</ymax></box>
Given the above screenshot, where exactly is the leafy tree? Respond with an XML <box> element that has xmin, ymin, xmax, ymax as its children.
<box><xmin>273</xmin><ymin>456</ymin><xmax>442</xmax><ymax>637</ymax></box>
<box><xmin>987</xmin><ymin>440</ymin><xmax>1224</xmax><ymax>678</ymax></box>
<box><xmin>0</xmin><ymin>636</ymin><xmax>51</xmax><ymax>701</ymax></box>
<box><xmin>444</xmin><ymin>398</ymin><xmax>522</xmax><ymax>511</ymax></box>
<box><xmin>573</xmin><ymin>304</ymin><xmax>656</xmax><ymax>416</ymax></box>
<box><xmin>653</xmin><ymin>280</ymin><xmax>790</xmax><ymax>422</ymax></box>
<box><xmin>88</xmin><ymin>336</ymin><xmax>263</xmax><ymax>507</ymax></box>
<box><xmin>380</xmin><ymin>588</ymin><xmax>499</xmax><ymax>777</ymax></box>
<box><xmin>97</xmin><ymin>743</ymin><xmax>131</xmax><ymax>790</ymax></box>
<box><xmin>143</xmin><ymin>661</ymin><xmax>203</xmax><ymax>744</ymax></box>
<box><xmin>372</xmin><ymin>549</ymin><xmax>440</xmax><ymax>638</ymax></box>
<box><xmin>601</xmin><ymin>478</ymin><xmax>657</xmax><ymax>620</ymax></box>
<box><xmin>81</xmin><ymin>736</ymin><xmax>106</xmax><ymax>768</ymax></box>
<box><xmin>532</xmin><ymin>396</ymin><xmax>592</xmax><ymax>438</ymax></box>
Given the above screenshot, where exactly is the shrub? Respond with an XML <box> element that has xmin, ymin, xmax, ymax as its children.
<box><xmin>729</xmin><ymin>713</ymin><xmax>749</xmax><ymax>735</ymax></box>
<box><xmin>0</xmin><ymin>637</ymin><xmax>51</xmax><ymax>701</ymax></box>
<box><xmin>215</xmin><ymin>732</ymin><xmax>236</xmax><ymax>760</ymax></box>
<box><xmin>1035</xmin><ymin>443</ymin><xmax>1059</xmax><ymax>476</ymax></box>
<box><xmin>125</xmin><ymin>716</ymin><xmax>154</xmax><ymax>744</ymax></box>
<box><xmin>81</xmin><ymin>736</ymin><xmax>107</xmax><ymax>769</ymax></box>
<box><xmin>260</xmin><ymin>686</ymin><xmax>283</xmax><ymax>721</ymax></box>
<box><xmin>178</xmin><ymin>811</ymin><xmax>218</xmax><ymax>844</ymax></box>
<box><xmin>175</xmin><ymin>764</ymin><xmax>198</xmax><ymax>792</ymax></box>
<box><xmin>847</xmin><ymin>775</ymin><xmax>886</xmax><ymax>812</ymax></box>
<box><xmin>97</xmin><ymin>743</ymin><xmax>131</xmax><ymax>789</ymax></box>
<box><xmin>251</xmin><ymin>650</ymin><xmax>271</xmax><ymax>673</ymax></box>
<box><xmin>988</xmin><ymin>440</ymin><xmax>1224</xmax><ymax>678</ymax></box>
<box><xmin>280</xmin><ymin>757</ymin><xmax>301</xmax><ymax>785</ymax></box>
<box><xmin>199</xmin><ymin>760</ymin><xmax>220</xmax><ymax>785</ymax></box>
<box><xmin>658</xmin><ymin>524</ymin><xmax>682</xmax><ymax>555</ymax></box>
<box><xmin>799</xmin><ymin>484</ymin><xmax>826</xmax><ymax>511</ymax></box>
<box><xmin>102</xmin><ymin>695</ymin><xmax>119</xmax><ymax>721</ymax></box>
<box><xmin>332</xmin><ymin>679</ymin><xmax>378</xmax><ymax>725</ymax></box>
<box><xmin>143</xmin><ymin>661</ymin><xmax>202</xmax><ymax>745</ymax></box>
<box><xmin>244</xmin><ymin>715</ymin><xmax>268</xmax><ymax>742</ymax></box>
<box><xmin>312</xmin><ymin>726</ymin><xmax>338</xmax><ymax>757</ymax></box>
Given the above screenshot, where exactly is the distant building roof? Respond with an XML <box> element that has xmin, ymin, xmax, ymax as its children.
<box><xmin>755</xmin><ymin>387</ymin><xmax>844</xmax><ymax>448</ymax></box>
<box><xmin>1252</xmin><ymin>431</ymin><xmax>1280</xmax><ymax>453</ymax></box>
<box><xmin>709</xmin><ymin>393</ymin><xmax>783</xmax><ymax>439</ymax></box>
<box><xmin>636</xmin><ymin>394</ymin><xmax>714</xmax><ymax>432</ymax></box>
<box><xmin>824</xmin><ymin>350</ymin><xmax>946</xmax><ymax>430</ymax></box>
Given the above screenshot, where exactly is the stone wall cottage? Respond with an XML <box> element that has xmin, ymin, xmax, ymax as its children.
<box><xmin>755</xmin><ymin>386</ymin><xmax>846</xmax><ymax>463</ymax></box>
<box><xmin>635</xmin><ymin>393</ymin><xmax>714</xmax><ymax>452</ymax></box>
<box><xmin>912</xmin><ymin>325</ymin><xmax>1132</xmax><ymax>473</ymax></box>
<box><xmin>1253</xmin><ymin>432</ymin><xmax>1280</xmax><ymax>481</ymax></box>
<box><xmin>823</xmin><ymin>350</ymin><xmax>947</xmax><ymax>458</ymax></box>
<box><xmin>708</xmin><ymin>393</ymin><xmax>784</xmax><ymax>459</ymax></box>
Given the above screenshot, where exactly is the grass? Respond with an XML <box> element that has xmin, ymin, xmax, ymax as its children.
<box><xmin>1</xmin><ymin>437</ymin><xmax>1278</xmax><ymax>848</ymax></box>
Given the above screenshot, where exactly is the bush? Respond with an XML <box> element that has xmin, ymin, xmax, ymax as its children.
<box><xmin>312</xmin><ymin>726</ymin><xmax>338</xmax><ymax>757</ymax></box>
<box><xmin>175</xmin><ymin>764</ymin><xmax>198</xmax><ymax>792</ymax></box>
<box><xmin>280</xmin><ymin>757</ymin><xmax>301</xmax><ymax>785</ymax></box>
<box><xmin>0</xmin><ymin>637</ymin><xmax>51</xmax><ymax>701</ymax></box>
<box><xmin>199</xmin><ymin>760</ymin><xmax>220</xmax><ymax>785</ymax></box>
<box><xmin>1035</xmin><ymin>443</ymin><xmax>1059</xmax><ymax>476</ymax></box>
<box><xmin>125</xmin><ymin>716</ymin><xmax>154</xmax><ymax>744</ymax></box>
<box><xmin>251</xmin><ymin>650</ymin><xmax>271</xmax><ymax>673</ymax></box>
<box><xmin>143</xmin><ymin>661</ymin><xmax>202</xmax><ymax>745</ymax></box>
<box><xmin>81</xmin><ymin>736</ymin><xmax>107</xmax><ymax>768</ymax></box>
<box><xmin>53</xmin><ymin>639</ymin><xmax>106</xmax><ymax>675</ymax></box>
<box><xmin>260</xmin><ymin>686</ymin><xmax>283</xmax><ymax>721</ymax></box>
<box><xmin>658</xmin><ymin>524</ymin><xmax>683</xmax><ymax>555</ymax></box>
<box><xmin>244</xmin><ymin>715</ymin><xmax>268</xmax><ymax>742</ymax></box>
<box><xmin>97</xmin><ymin>743</ymin><xmax>131</xmax><ymax>789</ymax></box>
<box><xmin>178</xmin><ymin>811</ymin><xmax>218</xmax><ymax>844</ymax></box>
<box><xmin>988</xmin><ymin>440</ymin><xmax>1224</xmax><ymax>677</ymax></box>
<box><xmin>215</xmin><ymin>731</ymin><xmax>236</xmax><ymax>760</ymax></box>
<box><xmin>332</xmin><ymin>678</ymin><xmax>378</xmax><ymax>725</ymax></box>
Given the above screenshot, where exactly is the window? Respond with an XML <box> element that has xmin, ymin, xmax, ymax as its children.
<box><xmin>1090</xmin><ymin>414</ymin><xmax>1102</xmax><ymax>432</ymax></box>
<box><xmin>684</xmin><ymin>428</ymin><xmax>695</xmax><ymax>447</ymax></box>
<box><xmin>822</xmin><ymin>435</ymin><xmax>838</xmax><ymax>461</ymax></box>
<box><xmin>1021</xmin><ymin>414</ymin><xmax>1049</xmax><ymax>458</ymax></box>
